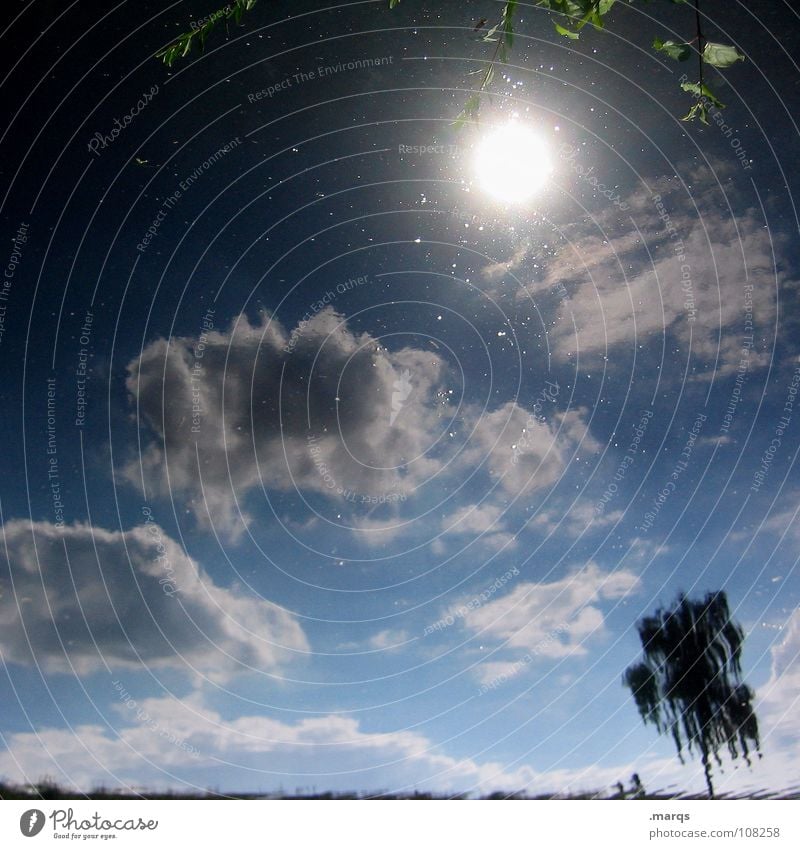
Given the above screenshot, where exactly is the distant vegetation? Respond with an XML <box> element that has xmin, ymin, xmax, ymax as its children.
<box><xmin>4</xmin><ymin>778</ymin><xmax>793</xmax><ymax>801</ymax></box>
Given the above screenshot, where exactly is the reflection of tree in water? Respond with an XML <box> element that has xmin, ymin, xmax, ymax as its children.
<box><xmin>624</xmin><ymin>592</ymin><xmax>761</xmax><ymax>798</ymax></box>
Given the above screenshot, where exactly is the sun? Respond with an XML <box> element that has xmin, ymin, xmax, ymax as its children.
<box><xmin>473</xmin><ymin>121</ymin><xmax>553</xmax><ymax>204</ymax></box>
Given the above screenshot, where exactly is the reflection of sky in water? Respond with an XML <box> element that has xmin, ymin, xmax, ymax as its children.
<box><xmin>0</xmin><ymin>0</ymin><xmax>799</xmax><ymax>798</ymax></box>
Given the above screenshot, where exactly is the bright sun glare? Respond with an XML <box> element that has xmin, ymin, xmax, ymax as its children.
<box><xmin>473</xmin><ymin>122</ymin><xmax>552</xmax><ymax>204</ymax></box>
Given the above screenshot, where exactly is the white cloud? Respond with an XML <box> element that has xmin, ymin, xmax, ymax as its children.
<box><xmin>123</xmin><ymin>309</ymin><xmax>451</xmax><ymax>540</ymax></box>
<box><xmin>366</xmin><ymin>629</ymin><xmax>410</xmax><ymax>651</ymax></box>
<box><xmin>443</xmin><ymin>503</ymin><xmax>504</xmax><ymax>535</ymax></box>
<box><xmin>532</xmin><ymin>501</ymin><xmax>624</xmax><ymax>537</ymax></box>
<box><xmin>759</xmin><ymin>504</ymin><xmax>800</xmax><ymax>545</ymax></box>
<box><xmin>0</xmin><ymin>694</ymin><xmax>540</xmax><ymax>796</ymax></box>
<box><xmin>526</xmin><ymin>165</ymin><xmax>787</xmax><ymax>375</ymax></box>
<box><xmin>460</xmin><ymin>403</ymin><xmax>600</xmax><ymax>499</ymax></box>
<box><xmin>465</xmin><ymin>562</ymin><xmax>641</xmax><ymax>660</ymax></box>
<box><xmin>440</xmin><ymin>503</ymin><xmax>517</xmax><ymax>551</ymax></box>
<box><xmin>347</xmin><ymin>515</ymin><xmax>406</xmax><ymax>547</ymax></box>
<box><xmin>482</xmin><ymin>239</ymin><xmax>531</xmax><ymax>283</ymax></box>
<box><xmin>2</xmin><ymin>657</ymin><xmax>795</xmax><ymax>798</ymax></box>
<box><xmin>758</xmin><ymin>607</ymin><xmax>800</xmax><ymax>749</ymax></box>
<box><xmin>473</xmin><ymin>659</ymin><xmax>528</xmax><ymax>686</ymax></box>
<box><xmin>123</xmin><ymin>309</ymin><xmax>598</xmax><ymax>544</ymax></box>
<box><xmin>0</xmin><ymin>520</ymin><xmax>307</xmax><ymax>679</ymax></box>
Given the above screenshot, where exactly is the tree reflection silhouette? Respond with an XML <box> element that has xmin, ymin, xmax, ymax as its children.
<box><xmin>624</xmin><ymin>592</ymin><xmax>761</xmax><ymax>798</ymax></box>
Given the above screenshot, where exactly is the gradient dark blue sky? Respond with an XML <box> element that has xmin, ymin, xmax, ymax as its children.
<box><xmin>1</xmin><ymin>0</ymin><xmax>799</xmax><ymax>797</ymax></box>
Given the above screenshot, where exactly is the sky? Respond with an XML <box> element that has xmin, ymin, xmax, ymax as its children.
<box><xmin>0</xmin><ymin>0</ymin><xmax>799</xmax><ymax>798</ymax></box>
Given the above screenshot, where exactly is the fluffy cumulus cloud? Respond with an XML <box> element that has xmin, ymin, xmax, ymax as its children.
<box><xmin>464</xmin><ymin>562</ymin><xmax>641</xmax><ymax>665</ymax></box>
<box><xmin>0</xmin><ymin>689</ymin><xmax>747</xmax><ymax>798</ymax></box>
<box><xmin>0</xmin><ymin>693</ymin><xmax>542</xmax><ymax>795</ymax></box>
<box><xmin>124</xmin><ymin>309</ymin><xmax>597</xmax><ymax>542</ymax></box>
<box><xmin>2</xmin><ymin>687</ymin><xmax>790</xmax><ymax>798</ymax></box>
<box><xmin>459</xmin><ymin>403</ymin><xmax>600</xmax><ymax>500</ymax></box>
<box><xmin>123</xmin><ymin>308</ymin><xmax>452</xmax><ymax>540</ymax></box>
<box><xmin>4</xmin><ymin>615</ymin><xmax>796</xmax><ymax>796</ymax></box>
<box><xmin>440</xmin><ymin>503</ymin><xmax>517</xmax><ymax>551</ymax></box>
<box><xmin>518</xmin><ymin>163</ymin><xmax>787</xmax><ymax>375</ymax></box>
<box><xmin>0</xmin><ymin>520</ymin><xmax>307</xmax><ymax>678</ymax></box>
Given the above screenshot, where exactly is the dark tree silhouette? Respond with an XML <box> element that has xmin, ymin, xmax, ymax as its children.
<box><xmin>623</xmin><ymin>592</ymin><xmax>760</xmax><ymax>798</ymax></box>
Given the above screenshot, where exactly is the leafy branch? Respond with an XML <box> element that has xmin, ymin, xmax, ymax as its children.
<box><xmin>157</xmin><ymin>0</ymin><xmax>745</xmax><ymax>125</ymax></box>
<box><xmin>464</xmin><ymin>0</ymin><xmax>744</xmax><ymax>124</ymax></box>
<box><xmin>652</xmin><ymin>0</ymin><xmax>744</xmax><ymax>123</ymax></box>
<box><xmin>157</xmin><ymin>0</ymin><xmax>258</xmax><ymax>67</ymax></box>
<box><xmin>453</xmin><ymin>1</ymin><xmax>517</xmax><ymax>127</ymax></box>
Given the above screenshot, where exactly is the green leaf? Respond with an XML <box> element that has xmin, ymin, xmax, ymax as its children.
<box><xmin>681</xmin><ymin>81</ymin><xmax>725</xmax><ymax>109</ymax></box>
<box><xmin>682</xmin><ymin>101</ymin><xmax>709</xmax><ymax>125</ymax></box>
<box><xmin>702</xmin><ymin>42</ymin><xmax>745</xmax><ymax>69</ymax></box>
<box><xmin>389</xmin><ymin>0</ymin><xmax>401</xmax><ymax>7</ymax></box>
<box><xmin>653</xmin><ymin>38</ymin><xmax>691</xmax><ymax>62</ymax></box>
<box><xmin>555</xmin><ymin>22</ymin><xmax>580</xmax><ymax>39</ymax></box>
<box><xmin>503</xmin><ymin>0</ymin><xmax>516</xmax><ymax>49</ymax></box>
<box><xmin>157</xmin><ymin>0</ymin><xmax>260</xmax><ymax>65</ymax></box>
<box><xmin>453</xmin><ymin>94</ymin><xmax>481</xmax><ymax>128</ymax></box>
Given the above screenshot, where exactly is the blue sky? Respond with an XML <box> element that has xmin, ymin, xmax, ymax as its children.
<box><xmin>0</xmin><ymin>0</ymin><xmax>799</xmax><ymax>797</ymax></box>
